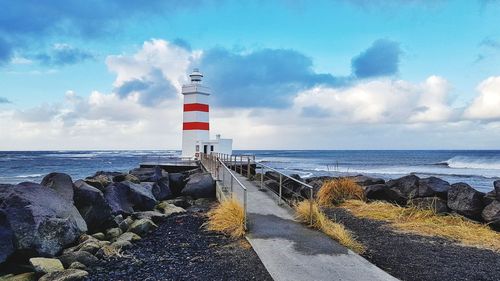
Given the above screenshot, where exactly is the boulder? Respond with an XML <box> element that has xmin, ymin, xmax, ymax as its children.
<box><xmin>29</xmin><ymin>257</ymin><xmax>64</xmax><ymax>274</ymax></box>
<box><xmin>38</xmin><ymin>269</ymin><xmax>88</xmax><ymax>281</ymax></box>
<box><xmin>349</xmin><ymin>175</ymin><xmax>385</xmax><ymax>186</ymax></box>
<box><xmin>112</xmin><ymin>173</ymin><xmax>140</xmax><ymax>184</ymax></box>
<box><xmin>494</xmin><ymin>180</ymin><xmax>500</xmax><ymax>200</ymax></box>
<box><xmin>181</xmin><ymin>173</ymin><xmax>215</xmax><ymax>199</ymax></box>
<box><xmin>0</xmin><ymin>210</ymin><xmax>14</xmax><ymax>264</ymax></box>
<box><xmin>76</xmin><ymin>240</ymin><xmax>109</xmax><ymax>255</ymax></box>
<box><xmin>408</xmin><ymin>197</ymin><xmax>449</xmax><ymax>214</ymax></box>
<box><xmin>91</xmin><ymin>233</ymin><xmax>105</xmax><ymax>241</ymax></box>
<box><xmin>364</xmin><ymin>184</ymin><xmax>406</xmax><ymax>205</ymax></box>
<box><xmin>164</xmin><ymin>197</ymin><xmax>192</xmax><ymax>209</ymax></box>
<box><xmin>105</xmin><ymin>228</ymin><xmax>122</xmax><ymax>240</ymax></box>
<box><xmin>68</xmin><ymin>262</ymin><xmax>86</xmax><ymax>270</ymax></box>
<box><xmin>150</xmin><ymin>177</ymin><xmax>173</xmax><ymax>200</ymax></box>
<box><xmin>114</xmin><ymin>232</ymin><xmax>141</xmax><ymax>243</ymax></box>
<box><xmin>168</xmin><ymin>172</ymin><xmax>189</xmax><ymax>195</ymax></box>
<box><xmin>41</xmin><ymin>173</ymin><xmax>74</xmax><ymax>202</ymax></box>
<box><xmin>84</xmin><ymin>171</ymin><xmax>118</xmax><ymax>191</ymax></box>
<box><xmin>57</xmin><ymin>251</ymin><xmax>97</xmax><ymax>268</ymax></box>
<box><xmin>387</xmin><ymin>175</ymin><xmax>420</xmax><ymax>199</ymax></box>
<box><xmin>482</xmin><ymin>200</ymin><xmax>500</xmax><ymax>230</ymax></box>
<box><xmin>129</xmin><ymin>167</ymin><xmax>166</xmax><ymax>182</ymax></box>
<box><xmin>103</xmin><ymin>182</ymin><xmax>134</xmax><ymax>215</ymax></box>
<box><xmin>447</xmin><ymin>183</ymin><xmax>485</xmax><ymax>219</ymax></box>
<box><xmin>124</xmin><ymin>181</ymin><xmax>157</xmax><ymax>211</ymax></box>
<box><xmin>110</xmin><ymin>240</ymin><xmax>132</xmax><ymax>250</ymax></box>
<box><xmin>155</xmin><ymin>202</ymin><xmax>186</xmax><ymax>216</ymax></box>
<box><xmin>73</xmin><ymin>180</ymin><xmax>116</xmax><ymax>233</ymax></box>
<box><xmin>132</xmin><ymin>211</ymin><xmax>169</xmax><ymax>223</ymax></box>
<box><xmin>416</xmin><ymin>177</ymin><xmax>450</xmax><ymax>199</ymax></box>
<box><xmin>264</xmin><ymin>171</ymin><xmax>281</xmax><ymax>182</ymax></box>
<box><xmin>0</xmin><ymin>183</ymin><xmax>87</xmax><ymax>258</ymax></box>
<box><xmin>127</xmin><ymin>219</ymin><xmax>157</xmax><ymax>236</ymax></box>
<box><xmin>0</xmin><ymin>273</ymin><xmax>36</xmax><ymax>281</ymax></box>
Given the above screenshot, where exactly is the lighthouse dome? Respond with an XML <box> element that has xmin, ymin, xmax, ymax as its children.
<box><xmin>189</xmin><ymin>68</ymin><xmax>203</xmax><ymax>82</ymax></box>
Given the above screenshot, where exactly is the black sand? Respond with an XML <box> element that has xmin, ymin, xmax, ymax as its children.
<box><xmin>324</xmin><ymin>207</ymin><xmax>500</xmax><ymax>281</ymax></box>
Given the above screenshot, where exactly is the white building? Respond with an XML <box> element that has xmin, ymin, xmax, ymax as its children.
<box><xmin>181</xmin><ymin>68</ymin><xmax>233</xmax><ymax>159</ymax></box>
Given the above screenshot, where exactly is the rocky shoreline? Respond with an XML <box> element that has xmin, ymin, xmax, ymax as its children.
<box><xmin>0</xmin><ymin>165</ymin><xmax>217</xmax><ymax>280</ymax></box>
<box><xmin>261</xmin><ymin>171</ymin><xmax>500</xmax><ymax>231</ymax></box>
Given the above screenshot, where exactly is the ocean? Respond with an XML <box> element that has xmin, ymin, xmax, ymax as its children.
<box><xmin>0</xmin><ymin>150</ymin><xmax>499</xmax><ymax>193</ymax></box>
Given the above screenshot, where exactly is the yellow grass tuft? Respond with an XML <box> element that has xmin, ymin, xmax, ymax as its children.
<box><xmin>295</xmin><ymin>200</ymin><xmax>365</xmax><ymax>254</ymax></box>
<box><xmin>341</xmin><ymin>200</ymin><xmax>500</xmax><ymax>252</ymax></box>
<box><xmin>317</xmin><ymin>178</ymin><xmax>365</xmax><ymax>207</ymax></box>
<box><xmin>205</xmin><ymin>197</ymin><xmax>246</xmax><ymax>238</ymax></box>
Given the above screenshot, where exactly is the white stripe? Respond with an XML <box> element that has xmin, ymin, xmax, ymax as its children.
<box><xmin>184</xmin><ymin>94</ymin><xmax>209</xmax><ymax>104</ymax></box>
<box><xmin>183</xmin><ymin>111</ymin><xmax>209</xmax><ymax>122</ymax></box>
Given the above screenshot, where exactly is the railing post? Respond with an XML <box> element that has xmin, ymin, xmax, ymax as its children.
<box><xmin>260</xmin><ymin>165</ymin><xmax>264</xmax><ymax>190</ymax></box>
<box><xmin>310</xmin><ymin>187</ymin><xmax>314</xmax><ymax>225</ymax></box>
<box><xmin>240</xmin><ymin>155</ymin><xmax>243</xmax><ymax>174</ymax></box>
<box><xmin>279</xmin><ymin>174</ymin><xmax>283</xmax><ymax>205</ymax></box>
<box><xmin>230</xmin><ymin>173</ymin><xmax>234</xmax><ymax>195</ymax></box>
<box><xmin>244</xmin><ymin>188</ymin><xmax>248</xmax><ymax>230</ymax></box>
<box><xmin>247</xmin><ymin>157</ymin><xmax>251</xmax><ymax>179</ymax></box>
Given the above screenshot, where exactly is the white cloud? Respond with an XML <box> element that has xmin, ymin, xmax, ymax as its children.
<box><xmin>464</xmin><ymin>76</ymin><xmax>500</xmax><ymax>120</ymax></box>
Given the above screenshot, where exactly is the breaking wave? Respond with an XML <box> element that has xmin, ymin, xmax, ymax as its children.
<box><xmin>440</xmin><ymin>156</ymin><xmax>500</xmax><ymax>170</ymax></box>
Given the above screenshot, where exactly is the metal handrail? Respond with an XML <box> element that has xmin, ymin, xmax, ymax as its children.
<box><xmin>257</xmin><ymin>161</ymin><xmax>314</xmax><ymax>190</ymax></box>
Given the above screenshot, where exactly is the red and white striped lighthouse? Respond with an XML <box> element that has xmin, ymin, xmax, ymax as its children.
<box><xmin>181</xmin><ymin>68</ymin><xmax>210</xmax><ymax>158</ymax></box>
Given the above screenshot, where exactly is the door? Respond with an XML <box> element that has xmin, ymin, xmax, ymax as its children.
<box><xmin>203</xmin><ymin>145</ymin><xmax>208</xmax><ymax>154</ymax></box>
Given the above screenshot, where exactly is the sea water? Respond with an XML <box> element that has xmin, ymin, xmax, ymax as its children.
<box><xmin>0</xmin><ymin>150</ymin><xmax>499</xmax><ymax>192</ymax></box>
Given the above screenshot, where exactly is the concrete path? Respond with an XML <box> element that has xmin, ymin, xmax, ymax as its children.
<box><xmin>226</xmin><ymin>170</ymin><xmax>399</xmax><ymax>281</ymax></box>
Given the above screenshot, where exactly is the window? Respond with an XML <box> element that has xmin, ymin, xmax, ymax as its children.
<box><xmin>210</xmin><ymin>145</ymin><xmax>214</xmax><ymax>151</ymax></box>
<box><xmin>196</xmin><ymin>145</ymin><xmax>199</xmax><ymax>152</ymax></box>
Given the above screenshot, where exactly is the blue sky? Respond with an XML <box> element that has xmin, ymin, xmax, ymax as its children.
<box><xmin>1</xmin><ymin>0</ymin><xmax>500</xmax><ymax>150</ymax></box>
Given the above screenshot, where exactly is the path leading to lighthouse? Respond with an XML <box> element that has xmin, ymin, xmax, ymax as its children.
<box><xmin>223</xmin><ymin>169</ymin><xmax>399</xmax><ymax>281</ymax></box>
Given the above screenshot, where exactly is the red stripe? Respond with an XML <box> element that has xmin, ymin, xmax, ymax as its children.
<box><xmin>184</xmin><ymin>103</ymin><xmax>209</xmax><ymax>112</ymax></box>
<box><xmin>183</xmin><ymin>122</ymin><xmax>209</xmax><ymax>130</ymax></box>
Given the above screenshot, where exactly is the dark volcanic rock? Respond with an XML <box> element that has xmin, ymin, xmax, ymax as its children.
<box><xmin>181</xmin><ymin>173</ymin><xmax>215</xmax><ymax>199</ymax></box>
<box><xmin>41</xmin><ymin>172</ymin><xmax>74</xmax><ymax>202</ymax></box>
<box><xmin>349</xmin><ymin>175</ymin><xmax>385</xmax><ymax>186</ymax></box>
<box><xmin>103</xmin><ymin>182</ymin><xmax>135</xmax><ymax>216</ymax></box>
<box><xmin>0</xmin><ymin>182</ymin><xmax>87</xmax><ymax>257</ymax></box>
<box><xmin>73</xmin><ymin>180</ymin><xmax>116</xmax><ymax>233</ymax></box>
<box><xmin>129</xmin><ymin>167</ymin><xmax>166</xmax><ymax>182</ymax></box>
<box><xmin>482</xmin><ymin>200</ymin><xmax>500</xmax><ymax>230</ymax></box>
<box><xmin>168</xmin><ymin>172</ymin><xmax>189</xmax><ymax>196</ymax></box>
<box><xmin>150</xmin><ymin>176</ymin><xmax>173</xmax><ymax>200</ymax></box>
<box><xmin>0</xmin><ymin>210</ymin><xmax>14</xmax><ymax>264</ymax></box>
<box><xmin>264</xmin><ymin>171</ymin><xmax>281</xmax><ymax>182</ymax></box>
<box><xmin>58</xmin><ymin>250</ymin><xmax>98</xmax><ymax>268</ymax></box>
<box><xmin>409</xmin><ymin>197</ymin><xmax>449</xmax><ymax>214</ymax></box>
<box><xmin>365</xmin><ymin>184</ymin><xmax>406</xmax><ymax>205</ymax></box>
<box><xmin>84</xmin><ymin>172</ymin><xmax>118</xmax><ymax>191</ymax></box>
<box><xmin>447</xmin><ymin>183</ymin><xmax>485</xmax><ymax>219</ymax></box>
<box><xmin>417</xmin><ymin>177</ymin><xmax>450</xmax><ymax>199</ymax></box>
<box><xmin>387</xmin><ymin>175</ymin><xmax>420</xmax><ymax>199</ymax></box>
<box><xmin>112</xmin><ymin>174</ymin><xmax>140</xmax><ymax>184</ymax></box>
<box><xmin>124</xmin><ymin>181</ymin><xmax>157</xmax><ymax>211</ymax></box>
<box><xmin>494</xmin><ymin>180</ymin><xmax>500</xmax><ymax>200</ymax></box>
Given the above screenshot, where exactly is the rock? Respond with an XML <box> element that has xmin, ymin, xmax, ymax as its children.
<box><xmin>127</xmin><ymin>219</ymin><xmax>157</xmax><ymax>236</ymax></box>
<box><xmin>29</xmin><ymin>257</ymin><xmax>64</xmax><ymax>274</ymax></box>
<box><xmin>0</xmin><ymin>272</ymin><xmax>36</xmax><ymax>281</ymax></box>
<box><xmin>181</xmin><ymin>173</ymin><xmax>215</xmax><ymax>199</ymax></box>
<box><xmin>57</xmin><ymin>251</ymin><xmax>97</xmax><ymax>268</ymax></box>
<box><xmin>122</xmin><ymin>181</ymin><xmax>157</xmax><ymax>211</ymax></box>
<box><xmin>264</xmin><ymin>171</ymin><xmax>281</xmax><ymax>182</ymax></box>
<box><xmin>155</xmin><ymin>202</ymin><xmax>186</xmax><ymax>216</ymax></box>
<box><xmin>73</xmin><ymin>180</ymin><xmax>116</xmax><ymax>233</ymax></box>
<box><xmin>105</xmin><ymin>228</ymin><xmax>123</xmax><ymax>240</ymax></box>
<box><xmin>68</xmin><ymin>262</ymin><xmax>86</xmax><ymax>270</ymax></box>
<box><xmin>112</xmin><ymin>173</ymin><xmax>140</xmax><ymax>184</ymax></box>
<box><xmin>41</xmin><ymin>173</ymin><xmax>74</xmax><ymax>202</ymax></box>
<box><xmin>364</xmin><ymin>184</ymin><xmax>406</xmax><ymax>205</ymax></box>
<box><xmin>84</xmin><ymin>171</ymin><xmax>118</xmax><ymax>191</ymax></box>
<box><xmin>150</xmin><ymin>177</ymin><xmax>174</xmax><ymax>200</ymax></box>
<box><xmin>38</xmin><ymin>269</ymin><xmax>88</xmax><ymax>281</ymax></box>
<box><xmin>387</xmin><ymin>175</ymin><xmax>420</xmax><ymax>199</ymax></box>
<box><xmin>164</xmin><ymin>197</ymin><xmax>192</xmax><ymax>209</ymax></box>
<box><xmin>493</xmin><ymin>180</ymin><xmax>500</xmax><ymax>200</ymax></box>
<box><xmin>0</xmin><ymin>210</ymin><xmax>14</xmax><ymax>264</ymax></box>
<box><xmin>110</xmin><ymin>240</ymin><xmax>132</xmax><ymax>250</ymax></box>
<box><xmin>76</xmin><ymin>240</ymin><xmax>109</xmax><ymax>255</ymax></box>
<box><xmin>0</xmin><ymin>183</ymin><xmax>87</xmax><ymax>258</ymax></box>
<box><xmin>132</xmin><ymin>211</ymin><xmax>168</xmax><ymax>223</ymax></box>
<box><xmin>349</xmin><ymin>175</ymin><xmax>385</xmax><ymax>186</ymax></box>
<box><xmin>91</xmin><ymin>233</ymin><xmax>105</xmax><ymax>241</ymax></box>
<box><xmin>118</xmin><ymin>219</ymin><xmax>130</xmax><ymax>233</ymax></box>
<box><xmin>129</xmin><ymin>167</ymin><xmax>166</xmax><ymax>182</ymax></box>
<box><xmin>447</xmin><ymin>183</ymin><xmax>485</xmax><ymax>219</ymax></box>
<box><xmin>408</xmin><ymin>197</ymin><xmax>449</xmax><ymax>214</ymax></box>
<box><xmin>417</xmin><ymin>177</ymin><xmax>450</xmax><ymax>199</ymax></box>
<box><xmin>168</xmin><ymin>172</ymin><xmax>189</xmax><ymax>195</ymax></box>
<box><xmin>102</xmin><ymin>182</ymin><xmax>134</xmax><ymax>216</ymax></box>
<box><xmin>482</xmin><ymin>200</ymin><xmax>500</xmax><ymax>230</ymax></box>
<box><xmin>115</xmin><ymin>232</ymin><xmax>141</xmax><ymax>243</ymax></box>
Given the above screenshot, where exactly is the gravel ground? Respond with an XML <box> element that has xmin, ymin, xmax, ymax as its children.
<box><xmin>324</xmin><ymin>207</ymin><xmax>500</xmax><ymax>281</ymax></box>
<box><xmin>86</xmin><ymin>211</ymin><xmax>272</xmax><ymax>281</ymax></box>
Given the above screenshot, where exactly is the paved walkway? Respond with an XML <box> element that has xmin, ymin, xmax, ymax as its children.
<box><xmin>222</xmin><ymin>169</ymin><xmax>399</xmax><ymax>281</ymax></box>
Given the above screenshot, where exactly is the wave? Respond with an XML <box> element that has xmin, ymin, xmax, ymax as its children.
<box><xmin>14</xmin><ymin>173</ymin><xmax>43</xmax><ymax>178</ymax></box>
<box><xmin>441</xmin><ymin>156</ymin><xmax>500</xmax><ymax>170</ymax></box>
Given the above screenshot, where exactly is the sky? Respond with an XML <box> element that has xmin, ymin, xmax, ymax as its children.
<box><xmin>1</xmin><ymin>0</ymin><xmax>500</xmax><ymax>150</ymax></box>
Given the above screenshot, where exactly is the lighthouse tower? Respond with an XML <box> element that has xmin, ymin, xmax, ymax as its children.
<box><xmin>181</xmin><ymin>69</ymin><xmax>233</xmax><ymax>158</ymax></box>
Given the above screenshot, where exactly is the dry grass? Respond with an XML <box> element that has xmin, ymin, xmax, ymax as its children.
<box><xmin>316</xmin><ymin>178</ymin><xmax>365</xmax><ymax>206</ymax></box>
<box><xmin>205</xmin><ymin>197</ymin><xmax>246</xmax><ymax>238</ymax></box>
<box><xmin>99</xmin><ymin>245</ymin><xmax>125</xmax><ymax>257</ymax></box>
<box><xmin>341</xmin><ymin>200</ymin><xmax>500</xmax><ymax>252</ymax></box>
<box><xmin>295</xmin><ymin>200</ymin><xmax>365</xmax><ymax>254</ymax></box>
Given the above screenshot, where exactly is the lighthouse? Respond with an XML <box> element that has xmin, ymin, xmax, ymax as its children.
<box><xmin>181</xmin><ymin>68</ymin><xmax>232</xmax><ymax>158</ymax></box>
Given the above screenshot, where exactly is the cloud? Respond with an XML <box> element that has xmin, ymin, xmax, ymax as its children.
<box><xmin>479</xmin><ymin>37</ymin><xmax>500</xmax><ymax>50</ymax></box>
<box><xmin>293</xmin><ymin>76</ymin><xmax>454</xmax><ymax>124</ymax></box>
<box><xmin>0</xmin><ymin>37</ymin><xmax>12</xmax><ymax>64</ymax></box>
<box><xmin>464</xmin><ymin>76</ymin><xmax>500</xmax><ymax>120</ymax></box>
<box><xmin>0</xmin><ymin>97</ymin><xmax>11</xmax><ymax>103</ymax></box>
<box><xmin>351</xmin><ymin>39</ymin><xmax>402</xmax><ymax>78</ymax></box>
<box><xmin>199</xmin><ymin>47</ymin><xmax>345</xmax><ymax>108</ymax></box>
<box><xmin>33</xmin><ymin>43</ymin><xmax>94</xmax><ymax>66</ymax></box>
